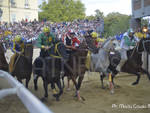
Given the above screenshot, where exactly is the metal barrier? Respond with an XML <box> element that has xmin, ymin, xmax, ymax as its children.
<box><xmin>0</xmin><ymin>70</ymin><xmax>53</xmax><ymax>113</ymax></box>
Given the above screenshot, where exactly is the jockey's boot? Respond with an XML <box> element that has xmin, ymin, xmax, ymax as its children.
<box><xmin>9</xmin><ymin>54</ymin><xmax>16</xmax><ymax>73</ymax></box>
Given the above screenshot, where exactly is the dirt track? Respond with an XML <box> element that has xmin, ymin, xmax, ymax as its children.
<box><xmin>0</xmin><ymin>49</ymin><xmax>150</xmax><ymax>113</ymax></box>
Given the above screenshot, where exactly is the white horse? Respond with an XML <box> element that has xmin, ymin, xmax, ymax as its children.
<box><xmin>86</xmin><ymin>37</ymin><xmax>117</xmax><ymax>92</ymax></box>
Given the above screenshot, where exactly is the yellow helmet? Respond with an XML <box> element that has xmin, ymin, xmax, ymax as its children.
<box><xmin>14</xmin><ymin>35</ymin><xmax>21</xmax><ymax>42</ymax></box>
<box><xmin>91</xmin><ymin>32</ymin><xmax>98</xmax><ymax>38</ymax></box>
<box><xmin>43</xmin><ymin>27</ymin><xmax>50</xmax><ymax>33</ymax></box>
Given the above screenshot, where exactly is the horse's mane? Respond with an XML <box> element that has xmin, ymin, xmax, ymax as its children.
<box><xmin>101</xmin><ymin>37</ymin><xmax>115</xmax><ymax>48</ymax></box>
<box><xmin>0</xmin><ymin>42</ymin><xmax>4</xmax><ymax>54</ymax></box>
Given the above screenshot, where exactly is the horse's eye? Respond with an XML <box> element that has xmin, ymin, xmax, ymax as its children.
<box><xmin>113</xmin><ymin>43</ymin><xmax>116</xmax><ymax>46</ymax></box>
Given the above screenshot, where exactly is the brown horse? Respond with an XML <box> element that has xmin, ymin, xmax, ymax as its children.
<box><xmin>0</xmin><ymin>43</ymin><xmax>8</xmax><ymax>71</ymax></box>
<box><xmin>64</xmin><ymin>41</ymin><xmax>88</xmax><ymax>100</ymax></box>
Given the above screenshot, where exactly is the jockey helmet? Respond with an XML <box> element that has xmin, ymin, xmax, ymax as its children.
<box><xmin>91</xmin><ymin>32</ymin><xmax>98</xmax><ymax>38</ymax></box>
<box><xmin>43</xmin><ymin>26</ymin><xmax>50</xmax><ymax>33</ymax></box>
<box><xmin>14</xmin><ymin>35</ymin><xmax>22</xmax><ymax>42</ymax></box>
<box><xmin>127</xmin><ymin>28</ymin><xmax>134</xmax><ymax>34</ymax></box>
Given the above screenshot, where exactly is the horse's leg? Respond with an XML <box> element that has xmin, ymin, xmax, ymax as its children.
<box><xmin>67</xmin><ymin>77</ymin><xmax>71</xmax><ymax>91</ymax></box>
<box><xmin>34</xmin><ymin>74</ymin><xmax>39</xmax><ymax>90</ymax></box>
<box><xmin>140</xmin><ymin>68</ymin><xmax>150</xmax><ymax>80</ymax></box>
<box><xmin>55</xmin><ymin>80</ymin><xmax>63</xmax><ymax>101</ymax></box>
<box><xmin>100</xmin><ymin>73</ymin><xmax>105</xmax><ymax>89</ymax></box>
<box><xmin>25</xmin><ymin>76</ymin><xmax>31</xmax><ymax>88</ymax></box>
<box><xmin>51</xmin><ymin>82</ymin><xmax>57</xmax><ymax>96</ymax></box>
<box><xmin>70</xmin><ymin>75</ymin><xmax>81</xmax><ymax>100</ymax></box>
<box><xmin>17</xmin><ymin>78</ymin><xmax>22</xmax><ymax>84</ymax></box>
<box><xmin>41</xmin><ymin>79</ymin><xmax>48</xmax><ymax>102</ymax></box>
<box><xmin>62</xmin><ymin>76</ymin><xmax>65</xmax><ymax>89</ymax></box>
<box><xmin>132</xmin><ymin>73</ymin><xmax>140</xmax><ymax>85</ymax></box>
<box><xmin>76</xmin><ymin>75</ymin><xmax>85</xmax><ymax>101</ymax></box>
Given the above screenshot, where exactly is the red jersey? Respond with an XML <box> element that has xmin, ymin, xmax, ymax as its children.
<box><xmin>72</xmin><ymin>37</ymin><xmax>80</xmax><ymax>47</ymax></box>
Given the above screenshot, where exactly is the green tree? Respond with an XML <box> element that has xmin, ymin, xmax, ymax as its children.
<box><xmin>95</xmin><ymin>9</ymin><xmax>104</xmax><ymax>19</ymax></box>
<box><xmin>104</xmin><ymin>12</ymin><xmax>130</xmax><ymax>37</ymax></box>
<box><xmin>39</xmin><ymin>0</ymin><xmax>85</xmax><ymax>22</ymax></box>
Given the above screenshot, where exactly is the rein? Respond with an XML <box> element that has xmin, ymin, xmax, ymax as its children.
<box><xmin>12</xmin><ymin>53</ymin><xmax>22</xmax><ymax>72</ymax></box>
<box><xmin>130</xmin><ymin>42</ymin><xmax>140</xmax><ymax>58</ymax></box>
<box><xmin>50</xmin><ymin>42</ymin><xmax>62</xmax><ymax>59</ymax></box>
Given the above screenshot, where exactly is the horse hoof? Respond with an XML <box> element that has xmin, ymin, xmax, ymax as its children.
<box><xmin>110</xmin><ymin>90</ymin><xmax>114</xmax><ymax>94</ymax></box>
<box><xmin>101</xmin><ymin>86</ymin><xmax>106</xmax><ymax>89</ymax></box>
<box><xmin>53</xmin><ymin>94</ymin><xmax>57</xmax><ymax>98</ymax></box>
<box><xmin>56</xmin><ymin>97</ymin><xmax>60</xmax><ymax>101</ymax></box>
<box><xmin>40</xmin><ymin>97</ymin><xmax>47</xmax><ymax>102</ymax></box>
<box><xmin>74</xmin><ymin>94</ymin><xmax>77</xmax><ymax>97</ymax></box>
<box><xmin>132</xmin><ymin>82</ymin><xmax>138</xmax><ymax>85</ymax></box>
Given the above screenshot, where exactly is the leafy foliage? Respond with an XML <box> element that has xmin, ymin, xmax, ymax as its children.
<box><xmin>39</xmin><ymin>0</ymin><xmax>85</xmax><ymax>22</ymax></box>
<box><xmin>104</xmin><ymin>12</ymin><xmax>131</xmax><ymax>37</ymax></box>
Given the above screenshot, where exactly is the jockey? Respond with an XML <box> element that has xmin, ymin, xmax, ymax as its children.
<box><xmin>9</xmin><ymin>35</ymin><xmax>25</xmax><ymax>73</ymax></box>
<box><xmin>117</xmin><ymin>28</ymin><xmax>139</xmax><ymax>71</ymax></box>
<box><xmin>120</xmin><ymin>28</ymin><xmax>139</xmax><ymax>50</ymax></box>
<box><xmin>37</xmin><ymin>26</ymin><xmax>56</xmax><ymax>58</ymax></box>
<box><xmin>90</xmin><ymin>32</ymin><xmax>99</xmax><ymax>47</ymax></box>
<box><xmin>64</xmin><ymin>30</ymin><xmax>80</xmax><ymax>50</ymax></box>
<box><xmin>85</xmin><ymin>32</ymin><xmax>98</xmax><ymax>70</ymax></box>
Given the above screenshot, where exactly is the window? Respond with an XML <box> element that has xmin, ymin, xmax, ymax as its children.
<box><xmin>11</xmin><ymin>13</ymin><xmax>16</xmax><ymax>22</ymax></box>
<box><xmin>10</xmin><ymin>0</ymin><xmax>16</xmax><ymax>7</ymax></box>
<box><xmin>0</xmin><ymin>0</ymin><xmax>3</xmax><ymax>6</ymax></box>
<box><xmin>25</xmin><ymin>0</ymin><xmax>29</xmax><ymax>8</ymax></box>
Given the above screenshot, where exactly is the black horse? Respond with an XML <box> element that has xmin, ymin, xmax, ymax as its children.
<box><xmin>101</xmin><ymin>38</ymin><xmax>150</xmax><ymax>87</ymax></box>
<box><xmin>11</xmin><ymin>44</ymin><xmax>33</xmax><ymax>88</ymax></box>
<box><xmin>0</xmin><ymin>42</ymin><xmax>8</xmax><ymax>72</ymax></box>
<box><xmin>33</xmin><ymin>42</ymin><xmax>68</xmax><ymax>101</ymax></box>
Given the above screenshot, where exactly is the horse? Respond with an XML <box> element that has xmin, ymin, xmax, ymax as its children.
<box><xmin>85</xmin><ymin>36</ymin><xmax>117</xmax><ymax>90</ymax></box>
<box><xmin>0</xmin><ymin>42</ymin><xmax>9</xmax><ymax>71</ymax></box>
<box><xmin>101</xmin><ymin>38</ymin><xmax>150</xmax><ymax>87</ymax></box>
<box><xmin>11</xmin><ymin>44</ymin><xmax>33</xmax><ymax>88</ymax></box>
<box><xmin>33</xmin><ymin>41</ymin><xmax>68</xmax><ymax>101</ymax></box>
<box><xmin>63</xmin><ymin>41</ymin><xmax>88</xmax><ymax>100</ymax></box>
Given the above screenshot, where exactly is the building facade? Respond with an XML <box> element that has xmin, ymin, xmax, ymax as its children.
<box><xmin>130</xmin><ymin>0</ymin><xmax>150</xmax><ymax>30</ymax></box>
<box><xmin>0</xmin><ymin>0</ymin><xmax>38</xmax><ymax>23</ymax></box>
<box><xmin>132</xmin><ymin>0</ymin><xmax>150</xmax><ymax>18</ymax></box>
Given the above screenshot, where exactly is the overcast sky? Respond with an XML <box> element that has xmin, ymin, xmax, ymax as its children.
<box><xmin>38</xmin><ymin>0</ymin><xmax>132</xmax><ymax>16</ymax></box>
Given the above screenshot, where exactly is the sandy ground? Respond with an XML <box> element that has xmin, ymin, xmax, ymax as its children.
<box><xmin>0</xmin><ymin>49</ymin><xmax>150</xmax><ymax>113</ymax></box>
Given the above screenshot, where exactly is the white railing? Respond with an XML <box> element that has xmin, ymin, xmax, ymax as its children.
<box><xmin>0</xmin><ymin>70</ymin><xmax>53</xmax><ymax>113</ymax></box>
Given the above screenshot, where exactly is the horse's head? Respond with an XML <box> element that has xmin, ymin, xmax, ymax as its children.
<box><xmin>24</xmin><ymin>44</ymin><xmax>33</xmax><ymax>59</ymax></box>
<box><xmin>57</xmin><ymin>42</ymin><xmax>69</xmax><ymax>60</ymax></box>
<box><xmin>84</xmin><ymin>36</ymin><xmax>99</xmax><ymax>53</ymax></box>
<box><xmin>137</xmin><ymin>38</ymin><xmax>150</xmax><ymax>54</ymax></box>
<box><xmin>102</xmin><ymin>37</ymin><xmax>116</xmax><ymax>51</ymax></box>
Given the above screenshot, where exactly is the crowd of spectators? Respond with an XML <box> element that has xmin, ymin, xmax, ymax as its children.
<box><xmin>0</xmin><ymin>18</ymin><xmax>104</xmax><ymax>44</ymax></box>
